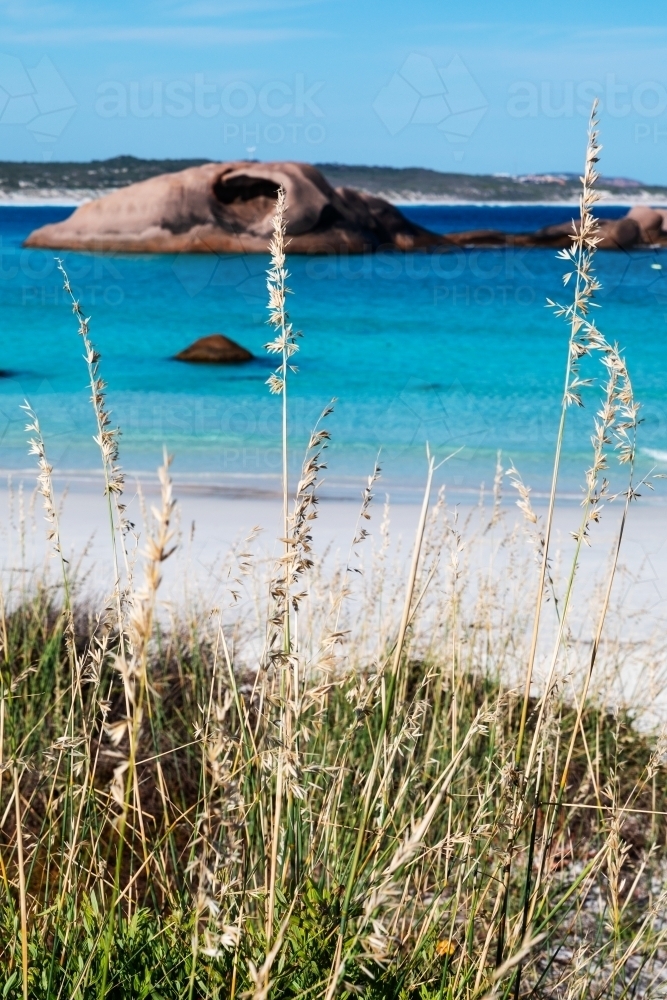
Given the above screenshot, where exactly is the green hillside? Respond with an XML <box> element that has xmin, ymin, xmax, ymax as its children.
<box><xmin>1</xmin><ymin>155</ymin><xmax>665</xmax><ymax>202</ymax></box>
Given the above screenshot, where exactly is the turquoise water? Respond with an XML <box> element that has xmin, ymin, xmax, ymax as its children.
<box><xmin>1</xmin><ymin>204</ymin><xmax>666</xmax><ymax>500</ymax></box>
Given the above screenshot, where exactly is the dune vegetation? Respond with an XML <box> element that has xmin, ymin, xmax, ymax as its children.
<box><xmin>1</xmin><ymin>106</ymin><xmax>666</xmax><ymax>1000</ymax></box>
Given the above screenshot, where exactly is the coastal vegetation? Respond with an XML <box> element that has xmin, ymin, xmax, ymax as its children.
<box><xmin>2</xmin><ymin>154</ymin><xmax>667</xmax><ymax>204</ymax></box>
<box><xmin>1</xmin><ymin>107</ymin><xmax>666</xmax><ymax>1000</ymax></box>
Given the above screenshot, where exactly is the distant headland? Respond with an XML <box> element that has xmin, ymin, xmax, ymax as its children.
<box><xmin>2</xmin><ymin>155</ymin><xmax>667</xmax><ymax>206</ymax></box>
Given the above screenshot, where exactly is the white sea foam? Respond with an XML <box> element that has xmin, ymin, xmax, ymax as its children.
<box><xmin>642</xmin><ymin>448</ymin><xmax>667</xmax><ymax>463</ymax></box>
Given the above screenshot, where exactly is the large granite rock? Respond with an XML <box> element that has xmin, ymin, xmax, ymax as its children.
<box><xmin>174</xmin><ymin>334</ymin><xmax>253</xmax><ymax>364</ymax></box>
<box><xmin>24</xmin><ymin>161</ymin><xmax>445</xmax><ymax>254</ymax></box>
<box><xmin>625</xmin><ymin>205</ymin><xmax>667</xmax><ymax>241</ymax></box>
<box><xmin>530</xmin><ymin>216</ymin><xmax>641</xmax><ymax>249</ymax></box>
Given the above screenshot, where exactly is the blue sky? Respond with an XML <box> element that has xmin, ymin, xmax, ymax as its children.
<box><xmin>1</xmin><ymin>0</ymin><xmax>667</xmax><ymax>181</ymax></box>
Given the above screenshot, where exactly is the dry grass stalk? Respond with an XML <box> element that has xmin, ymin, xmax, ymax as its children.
<box><xmin>99</xmin><ymin>450</ymin><xmax>176</xmax><ymax>995</ymax></box>
<box><xmin>56</xmin><ymin>259</ymin><xmax>131</xmax><ymax>643</ymax></box>
<box><xmin>12</xmin><ymin>765</ymin><xmax>28</xmax><ymax>1000</ymax></box>
<box><xmin>1</xmin><ymin>110</ymin><xmax>666</xmax><ymax>1000</ymax></box>
<box><xmin>264</xmin><ymin>186</ymin><xmax>296</xmax><ymax>944</ymax></box>
<box><xmin>516</xmin><ymin>100</ymin><xmax>602</xmax><ymax>765</ymax></box>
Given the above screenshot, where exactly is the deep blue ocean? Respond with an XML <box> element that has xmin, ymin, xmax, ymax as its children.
<box><xmin>1</xmin><ymin>203</ymin><xmax>666</xmax><ymax>500</ymax></box>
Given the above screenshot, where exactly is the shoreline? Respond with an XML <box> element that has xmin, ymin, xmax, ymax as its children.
<box><xmin>4</xmin><ymin>191</ymin><xmax>667</xmax><ymax>209</ymax></box>
<box><xmin>2</xmin><ymin>465</ymin><xmax>667</xmax><ymax>507</ymax></box>
<box><xmin>393</xmin><ymin>194</ymin><xmax>667</xmax><ymax>207</ymax></box>
<box><xmin>1</xmin><ymin>473</ymin><xmax>666</xmax><ymax>635</ymax></box>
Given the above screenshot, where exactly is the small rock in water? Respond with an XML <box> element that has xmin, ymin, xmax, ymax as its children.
<box><xmin>174</xmin><ymin>334</ymin><xmax>253</xmax><ymax>364</ymax></box>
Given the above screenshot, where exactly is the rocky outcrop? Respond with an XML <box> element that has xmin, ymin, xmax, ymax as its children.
<box><xmin>530</xmin><ymin>216</ymin><xmax>641</xmax><ymax>249</ymax></box>
<box><xmin>442</xmin><ymin>207</ymin><xmax>667</xmax><ymax>250</ymax></box>
<box><xmin>24</xmin><ymin>161</ymin><xmax>446</xmax><ymax>255</ymax></box>
<box><xmin>626</xmin><ymin>205</ymin><xmax>667</xmax><ymax>241</ymax></box>
<box><xmin>174</xmin><ymin>334</ymin><xmax>253</xmax><ymax>364</ymax></box>
<box><xmin>24</xmin><ymin>161</ymin><xmax>667</xmax><ymax>254</ymax></box>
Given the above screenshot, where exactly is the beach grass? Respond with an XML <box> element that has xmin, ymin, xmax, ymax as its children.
<box><xmin>1</xmin><ymin>105</ymin><xmax>667</xmax><ymax>999</ymax></box>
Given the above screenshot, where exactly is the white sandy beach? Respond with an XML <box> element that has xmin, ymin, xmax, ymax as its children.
<box><xmin>5</xmin><ymin>191</ymin><xmax>667</xmax><ymax>208</ymax></box>
<box><xmin>2</xmin><ymin>467</ymin><xmax>666</xmax><ymax>724</ymax></box>
<box><xmin>1</xmin><ymin>471</ymin><xmax>665</xmax><ymax>629</ymax></box>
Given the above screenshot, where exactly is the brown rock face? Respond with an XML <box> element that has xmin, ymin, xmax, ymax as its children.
<box><xmin>24</xmin><ymin>161</ymin><xmax>445</xmax><ymax>255</ymax></box>
<box><xmin>529</xmin><ymin>217</ymin><xmax>641</xmax><ymax>249</ymax></box>
<box><xmin>174</xmin><ymin>334</ymin><xmax>253</xmax><ymax>364</ymax></box>
<box><xmin>600</xmin><ymin>217</ymin><xmax>642</xmax><ymax>249</ymax></box>
<box><xmin>626</xmin><ymin>205</ymin><xmax>665</xmax><ymax>242</ymax></box>
<box><xmin>443</xmin><ymin>209</ymin><xmax>667</xmax><ymax>250</ymax></box>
